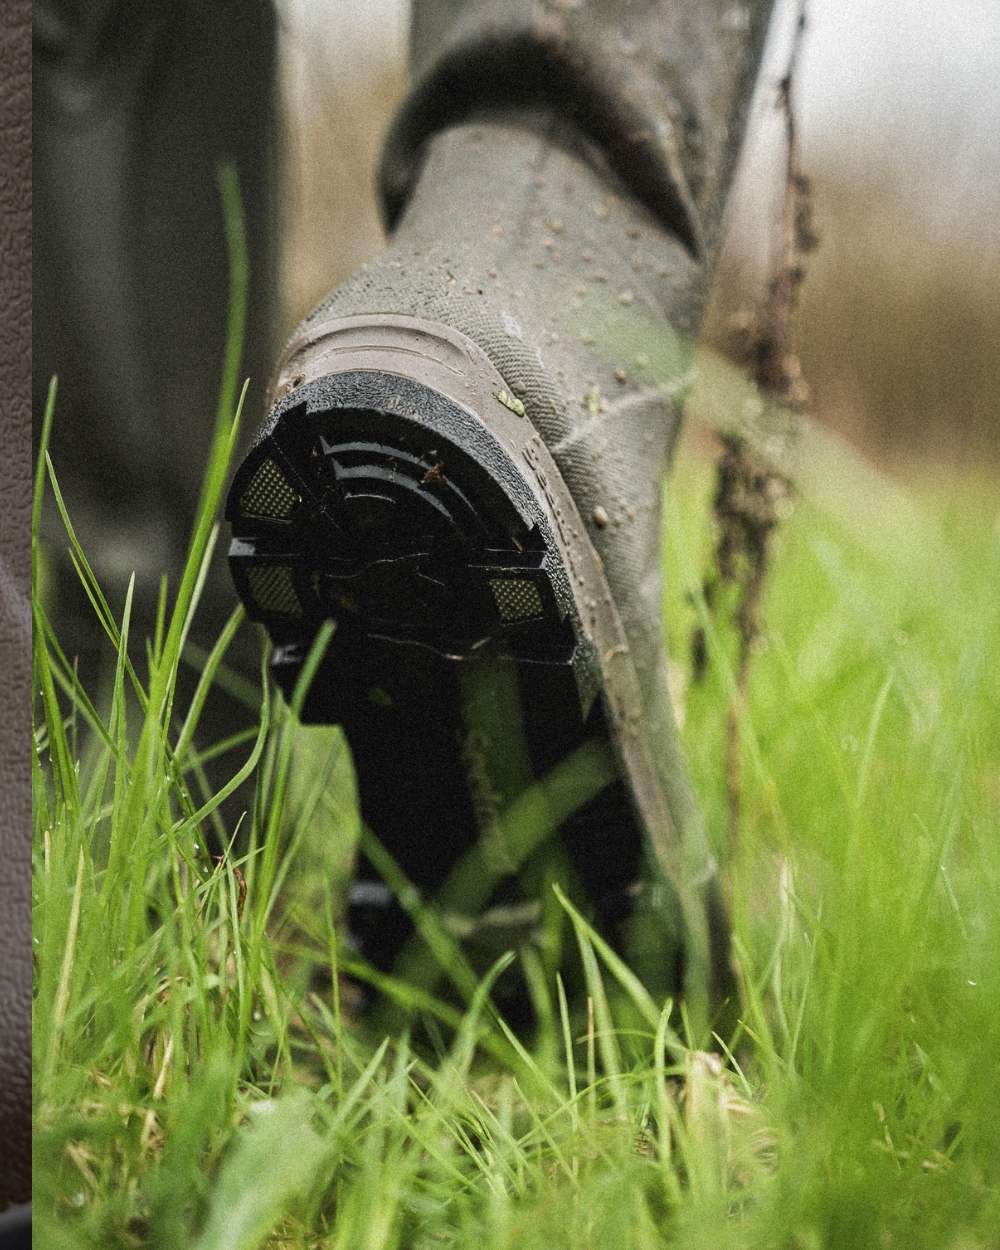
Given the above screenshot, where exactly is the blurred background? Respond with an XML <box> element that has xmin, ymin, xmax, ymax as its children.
<box><xmin>33</xmin><ymin>0</ymin><xmax>998</xmax><ymax>688</ymax></box>
<box><xmin>276</xmin><ymin>0</ymin><xmax>999</xmax><ymax>472</ymax></box>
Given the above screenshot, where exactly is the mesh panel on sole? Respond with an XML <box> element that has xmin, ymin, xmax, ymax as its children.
<box><xmin>489</xmin><ymin>577</ymin><xmax>544</xmax><ymax>623</ymax></box>
<box><xmin>240</xmin><ymin>458</ymin><xmax>300</xmax><ymax>520</ymax></box>
<box><xmin>245</xmin><ymin>564</ymin><xmax>302</xmax><ymax>616</ymax></box>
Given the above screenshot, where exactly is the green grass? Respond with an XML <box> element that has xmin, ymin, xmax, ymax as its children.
<box><xmin>32</xmin><ymin>384</ymin><xmax>1000</xmax><ymax>1248</ymax></box>
<box><xmin>30</xmin><ymin>206</ymin><xmax>1000</xmax><ymax>1250</ymax></box>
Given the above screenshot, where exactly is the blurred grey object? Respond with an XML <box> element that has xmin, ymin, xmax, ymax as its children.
<box><xmin>33</xmin><ymin>0</ymin><xmax>279</xmax><ymax>653</ymax></box>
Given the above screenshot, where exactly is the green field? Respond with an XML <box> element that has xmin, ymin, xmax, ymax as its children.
<box><xmin>31</xmin><ymin>351</ymin><xmax>1000</xmax><ymax>1249</ymax></box>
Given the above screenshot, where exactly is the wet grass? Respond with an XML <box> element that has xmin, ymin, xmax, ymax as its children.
<box><xmin>31</xmin><ymin>347</ymin><xmax>1000</xmax><ymax>1247</ymax></box>
<box><xmin>32</xmin><ymin>154</ymin><xmax>1000</xmax><ymax>1250</ymax></box>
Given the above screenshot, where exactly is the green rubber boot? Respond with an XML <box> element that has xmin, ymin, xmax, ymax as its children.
<box><xmin>227</xmin><ymin>0</ymin><xmax>776</xmax><ymax>1026</ymax></box>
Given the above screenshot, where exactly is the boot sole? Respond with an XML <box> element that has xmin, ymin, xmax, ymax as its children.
<box><xmin>226</xmin><ymin>315</ymin><xmax>692</xmax><ymax>976</ymax></box>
